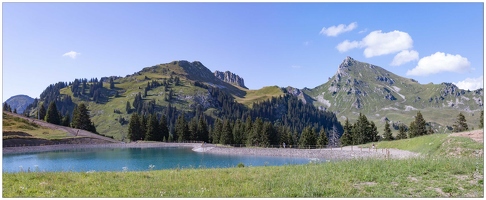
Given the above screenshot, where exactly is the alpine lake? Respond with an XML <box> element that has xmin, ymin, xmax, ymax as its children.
<box><xmin>2</xmin><ymin>146</ymin><xmax>312</xmax><ymax>173</ymax></box>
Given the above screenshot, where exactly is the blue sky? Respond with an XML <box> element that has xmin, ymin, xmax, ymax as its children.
<box><xmin>2</xmin><ymin>2</ymin><xmax>484</xmax><ymax>99</ymax></box>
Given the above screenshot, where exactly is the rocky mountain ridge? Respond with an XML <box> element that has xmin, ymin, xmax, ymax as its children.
<box><xmin>214</xmin><ymin>70</ymin><xmax>247</xmax><ymax>89</ymax></box>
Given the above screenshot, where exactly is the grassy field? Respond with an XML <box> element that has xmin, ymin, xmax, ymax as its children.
<box><xmin>2</xmin><ymin>113</ymin><xmax>70</xmax><ymax>140</ymax></box>
<box><xmin>3</xmin><ymin>132</ymin><xmax>483</xmax><ymax>197</ymax></box>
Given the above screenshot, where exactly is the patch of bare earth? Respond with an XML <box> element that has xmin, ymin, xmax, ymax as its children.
<box><xmin>449</xmin><ymin>130</ymin><xmax>484</xmax><ymax>143</ymax></box>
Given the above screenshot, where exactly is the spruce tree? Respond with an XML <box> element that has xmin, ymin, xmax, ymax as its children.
<box><xmin>340</xmin><ymin>119</ymin><xmax>353</xmax><ymax>146</ymax></box>
<box><xmin>220</xmin><ymin>120</ymin><xmax>233</xmax><ymax>145</ymax></box>
<box><xmin>369</xmin><ymin>121</ymin><xmax>379</xmax><ymax>142</ymax></box>
<box><xmin>414</xmin><ymin>111</ymin><xmax>427</xmax><ymax>136</ymax></box>
<box><xmin>396</xmin><ymin>124</ymin><xmax>407</xmax><ymax>140</ymax></box>
<box><xmin>249</xmin><ymin>117</ymin><xmax>263</xmax><ymax>146</ymax></box>
<box><xmin>145</xmin><ymin>114</ymin><xmax>158</xmax><ymax>141</ymax></box>
<box><xmin>159</xmin><ymin>115</ymin><xmax>169</xmax><ymax>142</ymax></box>
<box><xmin>175</xmin><ymin>114</ymin><xmax>189</xmax><ymax>142</ymax></box>
<box><xmin>408</xmin><ymin>121</ymin><xmax>417</xmax><ymax>138</ymax></box>
<box><xmin>260</xmin><ymin>121</ymin><xmax>272</xmax><ymax>147</ymax></box>
<box><xmin>72</xmin><ymin>103</ymin><xmax>97</xmax><ymax>133</ymax></box>
<box><xmin>61</xmin><ymin>114</ymin><xmax>70</xmax><ymax>127</ymax></box>
<box><xmin>453</xmin><ymin>112</ymin><xmax>468</xmax><ymax>132</ymax></box>
<box><xmin>45</xmin><ymin>101</ymin><xmax>61</xmax><ymax>125</ymax></box>
<box><xmin>189</xmin><ymin>117</ymin><xmax>198</xmax><ymax>141</ymax></box>
<box><xmin>126</xmin><ymin>101</ymin><xmax>131</xmax><ymax>114</ymax></box>
<box><xmin>128</xmin><ymin>113</ymin><xmax>142</xmax><ymax>141</ymax></box>
<box><xmin>317</xmin><ymin>128</ymin><xmax>328</xmax><ymax>148</ymax></box>
<box><xmin>197</xmin><ymin>116</ymin><xmax>209</xmax><ymax>143</ymax></box>
<box><xmin>38</xmin><ymin>103</ymin><xmax>47</xmax><ymax>120</ymax></box>
<box><xmin>232</xmin><ymin>119</ymin><xmax>244</xmax><ymax>145</ymax></box>
<box><xmin>212</xmin><ymin>119</ymin><xmax>223</xmax><ymax>144</ymax></box>
<box><xmin>383</xmin><ymin>120</ymin><xmax>393</xmax><ymax>141</ymax></box>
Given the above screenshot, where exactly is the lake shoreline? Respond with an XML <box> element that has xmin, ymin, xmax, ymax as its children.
<box><xmin>3</xmin><ymin>142</ymin><xmax>419</xmax><ymax>160</ymax></box>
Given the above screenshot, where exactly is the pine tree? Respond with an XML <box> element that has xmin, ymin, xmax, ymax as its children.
<box><xmin>453</xmin><ymin>112</ymin><xmax>468</xmax><ymax>132</ymax></box>
<box><xmin>128</xmin><ymin>113</ymin><xmax>142</xmax><ymax>141</ymax></box>
<box><xmin>159</xmin><ymin>115</ymin><xmax>169</xmax><ymax>142</ymax></box>
<box><xmin>369</xmin><ymin>121</ymin><xmax>379</xmax><ymax>142</ymax></box>
<box><xmin>316</xmin><ymin>128</ymin><xmax>328</xmax><ymax>148</ymax></box>
<box><xmin>38</xmin><ymin>103</ymin><xmax>47</xmax><ymax>120</ymax></box>
<box><xmin>175</xmin><ymin>114</ymin><xmax>189</xmax><ymax>142</ymax></box>
<box><xmin>212</xmin><ymin>119</ymin><xmax>223</xmax><ymax>144</ymax></box>
<box><xmin>197</xmin><ymin>116</ymin><xmax>209</xmax><ymax>143</ymax></box>
<box><xmin>298</xmin><ymin>126</ymin><xmax>316</xmax><ymax>148</ymax></box>
<box><xmin>396</xmin><ymin>124</ymin><xmax>407</xmax><ymax>140</ymax></box>
<box><xmin>220</xmin><ymin>120</ymin><xmax>233</xmax><ymax>145</ymax></box>
<box><xmin>408</xmin><ymin>121</ymin><xmax>417</xmax><ymax>138</ymax></box>
<box><xmin>383</xmin><ymin>120</ymin><xmax>393</xmax><ymax>141</ymax></box>
<box><xmin>232</xmin><ymin>119</ymin><xmax>244</xmax><ymax>145</ymax></box>
<box><xmin>260</xmin><ymin>121</ymin><xmax>273</xmax><ymax>147</ymax></box>
<box><xmin>414</xmin><ymin>111</ymin><xmax>427</xmax><ymax>136</ymax></box>
<box><xmin>72</xmin><ymin>103</ymin><xmax>97</xmax><ymax>133</ymax></box>
<box><xmin>13</xmin><ymin>108</ymin><xmax>17</xmax><ymax>114</ymax></box>
<box><xmin>340</xmin><ymin>118</ymin><xmax>353</xmax><ymax>146</ymax></box>
<box><xmin>189</xmin><ymin>117</ymin><xmax>198</xmax><ymax>141</ymax></box>
<box><xmin>249</xmin><ymin>117</ymin><xmax>263</xmax><ymax>146</ymax></box>
<box><xmin>61</xmin><ymin>114</ymin><xmax>70</xmax><ymax>127</ymax></box>
<box><xmin>126</xmin><ymin>101</ymin><xmax>131</xmax><ymax>114</ymax></box>
<box><xmin>145</xmin><ymin>114</ymin><xmax>158</xmax><ymax>141</ymax></box>
<box><xmin>3</xmin><ymin>102</ymin><xmax>9</xmax><ymax>112</ymax></box>
<box><xmin>139</xmin><ymin>115</ymin><xmax>147</xmax><ymax>140</ymax></box>
<box><xmin>45</xmin><ymin>101</ymin><xmax>61</xmax><ymax>125</ymax></box>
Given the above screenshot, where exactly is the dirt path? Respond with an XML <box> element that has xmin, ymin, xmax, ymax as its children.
<box><xmin>4</xmin><ymin>112</ymin><xmax>118</xmax><ymax>143</ymax></box>
<box><xmin>449</xmin><ymin>129</ymin><xmax>483</xmax><ymax>143</ymax></box>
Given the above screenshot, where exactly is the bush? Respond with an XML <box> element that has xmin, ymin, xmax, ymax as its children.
<box><xmin>237</xmin><ymin>162</ymin><xmax>245</xmax><ymax>168</ymax></box>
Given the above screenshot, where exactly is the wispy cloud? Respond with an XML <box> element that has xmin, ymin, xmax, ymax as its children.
<box><xmin>390</xmin><ymin>50</ymin><xmax>419</xmax><ymax>66</ymax></box>
<box><xmin>336</xmin><ymin>30</ymin><xmax>413</xmax><ymax>58</ymax></box>
<box><xmin>63</xmin><ymin>51</ymin><xmax>81</xmax><ymax>59</ymax></box>
<box><xmin>358</xmin><ymin>28</ymin><xmax>368</xmax><ymax>34</ymax></box>
<box><xmin>319</xmin><ymin>22</ymin><xmax>357</xmax><ymax>37</ymax></box>
<box><xmin>406</xmin><ymin>52</ymin><xmax>471</xmax><ymax>76</ymax></box>
<box><xmin>453</xmin><ymin>76</ymin><xmax>483</xmax><ymax>90</ymax></box>
<box><xmin>303</xmin><ymin>41</ymin><xmax>310</xmax><ymax>46</ymax></box>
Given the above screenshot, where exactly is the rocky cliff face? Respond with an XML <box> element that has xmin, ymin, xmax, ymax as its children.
<box><xmin>214</xmin><ymin>70</ymin><xmax>247</xmax><ymax>89</ymax></box>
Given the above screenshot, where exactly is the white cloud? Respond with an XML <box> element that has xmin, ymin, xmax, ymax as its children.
<box><xmin>453</xmin><ymin>76</ymin><xmax>483</xmax><ymax>90</ymax></box>
<box><xmin>63</xmin><ymin>51</ymin><xmax>80</xmax><ymax>59</ymax></box>
<box><xmin>361</xmin><ymin>30</ymin><xmax>413</xmax><ymax>58</ymax></box>
<box><xmin>320</xmin><ymin>22</ymin><xmax>357</xmax><ymax>37</ymax></box>
<box><xmin>336</xmin><ymin>40</ymin><xmax>361</xmax><ymax>53</ymax></box>
<box><xmin>390</xmin><ymin>50</ymin><xmax>419</xmax><ymax>66</ymax></box>
<box><xmin>406</xmin><ymin>52</ymin><xmax>471</xmax><ymax>76</ymax></box>
<box><xmin>335</xmin><ymin>30</ymin><xmax>414</xmax><ymax>58</ymax></box>
<box><xmin>358</xmin><ymin>28</ymin><xmax>368</xmax><ymax>34</ymax></box>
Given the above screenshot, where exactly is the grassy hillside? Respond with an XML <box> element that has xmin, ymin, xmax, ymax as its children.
<box><xmin>2</xmin><ymin>112</ymin><xmax>70</xmax><ymax>140</ymax></box>
<box><xmin>3</xmin><ymin>132</ymin><xmax>483</xmax><ymax>197</ymax></box>
<box><xmin>234</xmin><ymin>86</ymin><xmax>285</xmax><ymax>108</ymax></box>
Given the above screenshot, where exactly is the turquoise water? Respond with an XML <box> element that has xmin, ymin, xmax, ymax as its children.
<box><xmin>2</xmin><ymin>147</ymin><xmax>312</xmax><ymax>173</ymax></box>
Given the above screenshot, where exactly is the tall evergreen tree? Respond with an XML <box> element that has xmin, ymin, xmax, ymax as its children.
<box><xmin>212</xmin><ymin>119</ymin><xmax>223</xmax><ymax>144</ymax></box>
<box><xmin>352</xmin><ymin>113</ymin><xmax>369</xmax><ymax>145</ymax></box>
<box><xmin>145</xmin><ymin>114</ymin><xmax>158</xmax><ymax>141</ymax></box>
<box><xmin>159</xmin><ymin>115</ymin><xmax>169</xmax><ymax>142</ymax></box>
<box><xmin>189</xmin><ymin>117</ymin><xmax>199</xmax><ymax>141</ymax></box>
<box><xmin>197</xmin><ymin>116</ymin><xmax>209</xmax><ymax>143</ymax></box>
<box><xmin>249</xmin><ymin>117</ymin><xmax>263</xmax><ymax>146</ymax></box>
<box><xmin>38</xmin><ymin>103</ymin><xmax>47</xmax><ymax>120</ymax></box>
<box><xmin>175</xmin><ymin>114</ymin><xmax>189</xmax><ymax>142</ymax></box>
<box><xmin>220</xmin><ymin>120</ymin><xmax>233</xmax><ymax>145</ymax></box>
<box><xmin>232</xmin><ymin>119</ymin><xmax>244</xmax><ymax>145</ymax></box>
<box><xmin>260</xmin><ymin>121</ymin><xmax>273</xmax><ymax>147</ymax></box>
<box><xmin>383</xmin><ymin>120</ymin><xmax>393</xmax><ymax>141</ymax></box>
<box><xmin>316</xmin><ymin>128</ymin><xmax>328</xmax><ymax>148</ymax></box>
<box><xmin>45</xmin><ymin>101</ymin><xmax>61</xmax><ymax>125</ymax></box>
<box><xmin>453</xmin><ymin>112</ymin><xmax>468</xmax><ymax>132</ymax></box>
<box><xmin>414</xmin><ymin>111</ymin><xmax>427</xmax><ymax>137</ymax></box>
<box><xmin>298</xmin><ymin>126</ymin><xmax>316</xmax><ymax>148</ymax></box>
<box><xmin>396</xmin><ymin>124</ymin><xmax>407</xmax><ymax>140</ymax></box>
<box><xmin>126</xmin><ymin>101</ymin><xmax>131</xmax><ymax>114</ymax></box>
<box><xmin>128</xmin><ymin>113</ymin><xmax>142</xmax><ymax>141</ymax></box>
<box><xmin>369</xmin><ymin>121</ymin><xmax>379</xmax><ymax>142</ymax></box>
<box><xmin>72</xmin><ymin>103</ymin><xmax>97</xmax><ymax>133</ymax></box>
<box><xmin>139</xmin><ymin>115</ymin><xmax>147</xmax><ymax>140</ymax></box>
<box><xmin>61</xmin><ymin>114</ymin><xmax>71</xmax><ymax>127</ymax></box>
<box><xmin>408</xmin><ymin>121</ymin><xmax>417</xmax><ymax>138</ymax></box>
<box><xmin>340</xmin><ymin>118</ymin><xmax>353</xmax><ymax>146</ymax></box>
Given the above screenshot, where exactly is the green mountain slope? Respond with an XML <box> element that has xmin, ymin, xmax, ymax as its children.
<box><xmin>304</xmin><ymin>56</ymin><xmax>483</xmax><ymax>133</ymax></box>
